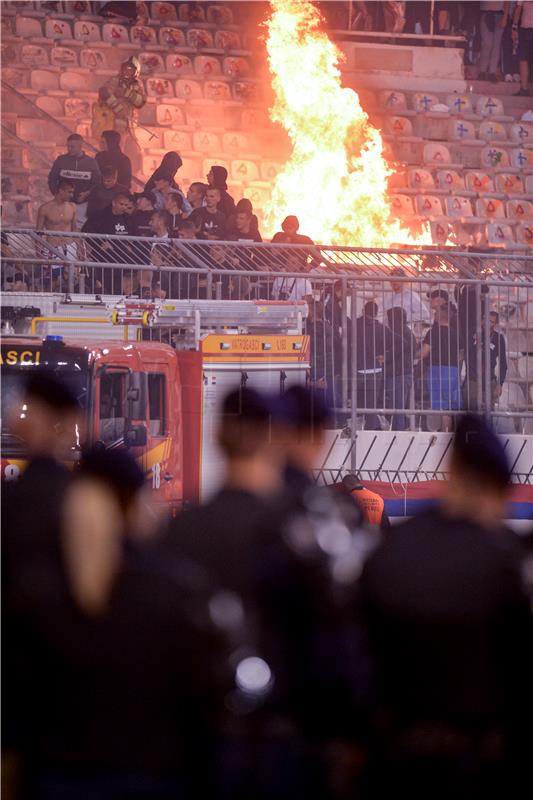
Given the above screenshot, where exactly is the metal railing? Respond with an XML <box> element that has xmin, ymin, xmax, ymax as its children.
<box><xmin>2</xmin><ymin>228</ymin><xmax>532</xmax><ymax>434</ymax></box>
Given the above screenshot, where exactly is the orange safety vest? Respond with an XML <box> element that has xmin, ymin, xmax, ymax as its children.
<box><xmin>349</xmin><ymin>486</ymin><xmax>385</xmax><ymax>526</ymax></box>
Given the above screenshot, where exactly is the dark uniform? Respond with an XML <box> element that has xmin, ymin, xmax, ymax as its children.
<box><xmin>360</xmin><ymin>505</ymin><xmax>532</xmax><ymax>799</ymax></box>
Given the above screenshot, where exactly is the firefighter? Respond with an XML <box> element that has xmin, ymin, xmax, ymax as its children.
<box><xmin>92</xmin><ymin>56</ymin><xmax>146</xmax><ymax>174</ymax></box>
<box><xmin>341</xmin><ymin>473</ymin><xmax>391</xmax><ymax>531</ymax></box>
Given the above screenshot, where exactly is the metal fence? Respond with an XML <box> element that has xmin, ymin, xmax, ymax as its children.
<box><xmin>2</xmin><ymin>228</ymin><xmax>533</xmax><ymax>434</ymax></box>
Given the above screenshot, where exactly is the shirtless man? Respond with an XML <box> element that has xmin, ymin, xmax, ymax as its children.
<box><xmin>36</xmin><ymin>180</ymin><xmax>80</xmax><ymax>290</ymax></box>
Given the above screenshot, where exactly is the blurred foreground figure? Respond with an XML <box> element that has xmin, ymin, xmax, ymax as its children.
<box><xmin>5</xmin><ymin>450</ymin><xmax>221</xmax><ymax>800</ymax></box>
<box><xmin>360</xmin><ymin>414</ymin><xmax>533</xmax><ymax>800</ymax></box>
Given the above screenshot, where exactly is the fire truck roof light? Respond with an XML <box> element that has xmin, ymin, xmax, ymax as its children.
<box><xmin>45</xmin><ymin>335</ymin><xmax>63</xmax><ymax>342</ymax></box>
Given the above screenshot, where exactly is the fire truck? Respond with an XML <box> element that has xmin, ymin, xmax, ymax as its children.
<box><xmin>1</xmin><ymin>295</ymin><xmax>309</xmax><ymax>506</ymax></box>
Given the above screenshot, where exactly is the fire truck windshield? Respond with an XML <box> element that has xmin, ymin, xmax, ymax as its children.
<box><xmin>1</xmin><ymin>368</ymin><xmax>89</xmax><ymax>454</ymax></box>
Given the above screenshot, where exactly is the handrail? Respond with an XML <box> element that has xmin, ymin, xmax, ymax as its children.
<box><xmin>1</xmin><ymin>79</ymin><xmax>145</xmax><ymax>190</ymax></box>
<box><xmin>2</xmin><ymin>227</ymin><xmax>532</xmax><ymax>285</ymax></box>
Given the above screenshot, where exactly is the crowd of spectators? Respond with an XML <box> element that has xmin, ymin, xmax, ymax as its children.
<box><xmin>321</xmin><ymin>1</ymin><xmax>533</xmax><ymax>94</ymax></box>
<box><xmin>3</xmin><ymin>373</ymin><xmax>532</xmax><ymax>799</ymax></box>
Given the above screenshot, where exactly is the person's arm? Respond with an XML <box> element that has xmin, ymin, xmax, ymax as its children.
<box><xmin>512</xmin><ymin>0</ymin><xmax>523</xmax><ymax>42</ymax></box>
<box><xmin>497</xmin><ymin>333</ymin><xmax>508</xmax><ymax>386</ymax></box>
<box><xmin>501</xmin><ymin>2</ymin><xmax>510</xmax><ymax>27</ymax></box>
<box><xmin>47</xmin><ymin>158</ymin><xmax>60</xmax><ymax>196</ymax></box>
<box><xmin>35</xmin><ymin>203</ymin><xmax>46</xmax><ymax>231</ymax></box>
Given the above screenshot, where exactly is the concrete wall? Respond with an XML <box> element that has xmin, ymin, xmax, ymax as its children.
<box><xmin>338</xmin><ymin>41</ymin><xmax>466</xmax><ymax>93</ymax></box>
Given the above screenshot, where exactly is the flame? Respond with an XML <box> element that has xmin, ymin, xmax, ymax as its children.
<box><xmin>262</xmin><ymin>0</ymin><xmax>432</xmax><ymax>247</ymax></box>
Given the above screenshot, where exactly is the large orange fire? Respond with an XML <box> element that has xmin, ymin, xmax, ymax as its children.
<box><xmin>262</xmin><ymin>0</ymin><xmax>432</xmax><ymax>247</ymax></box>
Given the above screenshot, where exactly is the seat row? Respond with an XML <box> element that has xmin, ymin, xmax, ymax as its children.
<box><xmin>3</xmin><ymin>2</ymin><xmax>235</xmax><ymax>26</ymax></box>
<box><xmin>384</xmin><ymin>116</ymin><xmax>532</xmax><ymax>147</ymax></box>
<box><xmin>385</xmin><ymin>139</ymin><xmax>533</xmax><ymax>172</ymax></box>
<box><xmin>2</xmin><ymin>42</ymin><xmax>250</xmax><ymax>76</ymax></box>
<box><xmin>394</xmin><ymin>168</ymin><xmax>533</xmax><ymax>197</ymax></box>
<box><xmin>6</xmin><ymin>16</ymin><xmax>242</xmax><ymax>51</ymax></box>
<box><xmin>19</xmin><ymin>69</ymin><xmax>261</xmax><ymax>103</ymax></box>
<box><xmin>392</xmin><ymin>193</ymin><xmax>533</xmax><ymax>222</ymax></box>
<box><xmin>371</xmin><ymin>89</ymin><xmax>517</xmax><ymax>121</ymax></box>
<box><xmin>427</xmin><ymin>220</ymin><xmax>533</xmax><ymax>248</ymax></box>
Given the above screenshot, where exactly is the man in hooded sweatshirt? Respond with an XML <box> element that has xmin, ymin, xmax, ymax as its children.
<box><xmin>206</xmin><ymin>165</ymin><xmax>236</xmax><ymax>219</ymax></box>
<box><xmin>48</xmin><ymin>134</ymin><xmax>101</xmax><ymax>227</ymax></box>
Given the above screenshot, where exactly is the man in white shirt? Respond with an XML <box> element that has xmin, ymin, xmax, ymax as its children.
<box><xmin>382</xmin><ymin>267</ymin><xmax>431</xmax><ymax>330</ymax></box>
<box><xmin>271</xmin><ymin>250</ymin><xmax>313</xmax><ymax>302</ymax></box>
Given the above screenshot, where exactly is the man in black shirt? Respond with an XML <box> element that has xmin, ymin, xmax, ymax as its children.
<box><xmin>189</xmin><ymin>187</ymin><xmax>226</xmax><ymax>238</ymax></box>
<box><xmin>421</xmin><ymin>304</ymin><xmax>462</xmax><ymax>423</ymax></box>
<box><xmin>86</xmin><ymin>166</ymin><xmax>129</xmax><ymax>221</ymax></box>
<box><xmin>354</xmin><ymin>301</ymin><xmax>392</xmax><ymax>430</ymax></box>
<box><xmin>361</xmin><ymin>414</ymin><xmax>532</xmax><ymax>799</ymax></box>
<box><xmin>82</xmin><ymin>191</ymin><xmax>138</xmax><ymax>293</ymax></box>
<box><xmin>464</xmin><ymin>311</ymin><xmax>508</xmax><ymax>411</ymax></box>
<box><xmin>130</xmin><ymin>190</ymin><xmax>156</xmax><ymax>237</ymax></box>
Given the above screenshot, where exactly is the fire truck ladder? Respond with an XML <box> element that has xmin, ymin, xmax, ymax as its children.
<box><xmin>109</xmin><ymin>298</ymin><xmax>308</xmax><ymax>348</ymax></box>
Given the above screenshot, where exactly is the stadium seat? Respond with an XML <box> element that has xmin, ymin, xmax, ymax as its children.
<box><xmin>509</xmin><ymin>122</ymin><xmax>533</xmax><ymax>145</ymax></box>
<box><xmin>179</xmin><ymin>2</ymin><xmax>206</xmax><ymax>22</ymax></box>
<box><xmin>45</xmin><ymin>19</ymin><xmax>72</xmax><ymax>39</ymax></box>
<box><xmin>146</xmin><ymin>77</ymin><xmax>175</xmax><ymax>98</ymax></box>
<box><xmin>494</xmin><ymin>173</ymin><xmax>525</xmax><ymax>194</ymax></box>
<box><xmin>17</xmin><ymin>118</ymin><xmax>59</xmax><ymax>142</ymax></box>
<box><xmin>390</xmin><ymin>194</ymin><xmax>415</xmax><ymax>217</ymax></box>
<box><xmin>423</xmin><ymin>142</ymin><xmax>453</xmax><ymax>164</ymax></box>
<box><xmin>525</xmin><ymin>175</ymin><xmax>533</xmax><ymax>193</ymax></box>
<box><xmin>476</xmin><ymin>197</ymin><xmax>505</xmax><ymax>218</ymax></box>
<box><xmin>507</xmin><ymin>199</ymin><xmax>533</xmax><ymax>221</ymax></box>
<box><xmin>214</xmin><ymin>30</ymin><xmax>241</xmax><ymax>50</ymax></box>
<box><xmin>449</xmin><ymin>118</ymin><xmax>477</xmax><ymax>143</ymax></box>
<box><xmin>486</xmin><ymin>222</ymin><xmax>515</xmax><ymax>247</ymax></box>
<box><xmin>412</xmin><ymin>92</ymin><xmax>439</xmax><ymax>113</ymax></box>
<box><xmin>436</xmin><ymin>169</ymin><xmax>467</xmax><ymax>192</ymax></box>
<box><xmin>234</xmin><ymin>81</ymin><xmax>261</xmax><ymax>102</ymax></box>
<box><xmin>223</xmin><ymin>57</ymin><xmax>250</xmax><ymax>78</ymax></box>
<box><xmin>163</xmin><ymin>130</ymin><xmax>192</xmax><ymax>152</ymax></box>
<box><xmin>445</xmin><ymin>196</ymin><xmax>475</xmax><ymax>218</ymax></box>
<box><xmin>64</xmin><ymin>97</ymin><xmax>92</xmax><ymax>119</ymax></box>
<box><xmin>446</xmin><ymin>93</ymin><xmax>473</xmax><ymax>116</ymax></box>
<box><xmin>60</xmin><ymin>71</ymin><xmax>93</xmax><ymax>93</ymax></box>
<box><xmin>407</xmin><ymin>168</ymin><xmax>435</xmax><ymax>191</ymax></box>
<box><xmin>379</xmin><ymin>90</ymin><xmax>408</xmax><ymax>112</ymax></box>
<box><xmin>36</xmin><ymin>96</ymin><xmax>64</xmax><ymax>118</ymax></box>
<box><xmin>516</xmin><ymin>223</ymin><xmax>533</xmax><ymax>247</ymax></box>
<box><xmin>102</xmin><ymin>23</ymin><xmax>129</xmax><ymax>44</ymax></box>
<box><xmin>166</xmin><ymin>54</ymin><xmax>193</xmax><ymax>74</ymax></box>
<box><xmin>21</xmin><ymin>44</ymin><xmax>49</xmax><ymax>66</ymax></box>
<box><xmin>475</xmin><ymin>95</ymin><xmax>508</xmax><ymax>118</ymax></box>
<box><xmin>465</xmin><ymin>171</ymin><xmax>495</xmax><ymax>193</ymax></box>
<box><xmin>193</xmin><ymin>131</ymin><xmax>221</xmax><ymax>153</ymax></box>
<box><xmin>156</xmin><ymin>103</ymin><xmax>185</xmax><ymax>126</ymax></box>
<box><xmin>430</xmin><ymin>221</ymin><xmax>453</xmax><ymax>244</ymax></box>
<box><xmin>231</xmin><ymin>159</ymin><xmax>260</xmax><ymax>182</ymax></box>
<box><xmin>15</xmin><ymin>17</ymin><xmax>43</xmax><ymax>39</ymax></box>
<box><xmin>175</xmin><ymin>79</ymin><xmax>203</xmax><ymax>100</ymax></box>
<box><xmin>80</xmin><ymin>49</ymin><xmax>107</xmax><ymax>70</ymax></box>
<box><xmin>29</xmin><ymin>70</ymin><xmax>59</xmax><ymax>92</ymax></box>
<box><xmin>207</xmin><ymin>5</ymin><xmax>234</xmax><ymax>25</ymax></box>
<box><xmin>510</xmin><ymin>148</ymin><xmax>533</xmax><ymax>170</ymax></box>
<box><xmin>51</xmin><ymin>47</ymin><xmax>77</xmax><ymax>67</ymax></box>
<box><xmin>137</xmin><ymin>127</ymin><xmax>163</xmax><ymax>150</ymax></box>
<box><xmin>186</xmin><ymin>29</ymin><xmax>214</xmax><ymax>49</ymax></box>
<box><xmin>131</xmin><ymin>26</ymin><xmax>157</xmax><ymax>46</ymax></box>
<box><xmin>139</xmin><ymin>53</ymin><xmax>165</xmax><ymax>76</ymax></box>
<box><xmin>222</xmin><ymin>132</ymin><xmax>250</xmax><ymax>154</ymax></box>
<box><xmin>194</xmin><ymin>56</ymin><xmax>222</xmax><ymax>77</ymax></box>
<box><xmin>415</xmin><ymin>194</ymin><xmax>444</xmax><ymax>217</ymax></box>
<box><xmin>242</xmin><ymin>108</ymin><xmax>271</xmax><ymax>130</ymax></box>
<box><xmin>74</xmin><ymin>21</ymin><xmax>101</xmax><ymax>42</ymax></box>
<box><xmin>385</xmin><ymin>116</ymin><xmax>415</xmax><ymax>137</ymax></box>
<box><xmin>260</xmin><ymin>161</ymin><xmax>282</xmax><ymax>181</ymax></box>
<box><xmin>160</xmin><ymin>27</ymin><xmax>186</xmax><ymax>47</ymax></box>
<box><xmin>244</xmin><ymin>185</ymin><xmax>270</xmax><ymax>209</ymax></box>
<box><xmin>205</xmin><ymin>81</ymin><xmax>231</xmax><ymax>100</ymax></box>
<box><xmin>478</xmin><ymin>119</ymin><xmax>507</xmax><ymax>142</ymax></box>
<box><xmin>151</xmin><ymin>1</ymin><xmax>178</xmax><ymax>22</ymax></box>
<box><xmin>480</xmin><ymin>145</ymin><xmax>509</xmax><ymax>168</ymax></box>
<box><xmin>187</xmin><ymin>106</ymin><xmax>223</xmax><ymax>129</ymax></box>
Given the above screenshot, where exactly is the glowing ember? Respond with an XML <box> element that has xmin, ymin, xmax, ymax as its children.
<box><xmin>263</xmin><ymin>0</ymin><xmax>432</xmax><ymax>247</ymax></box>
